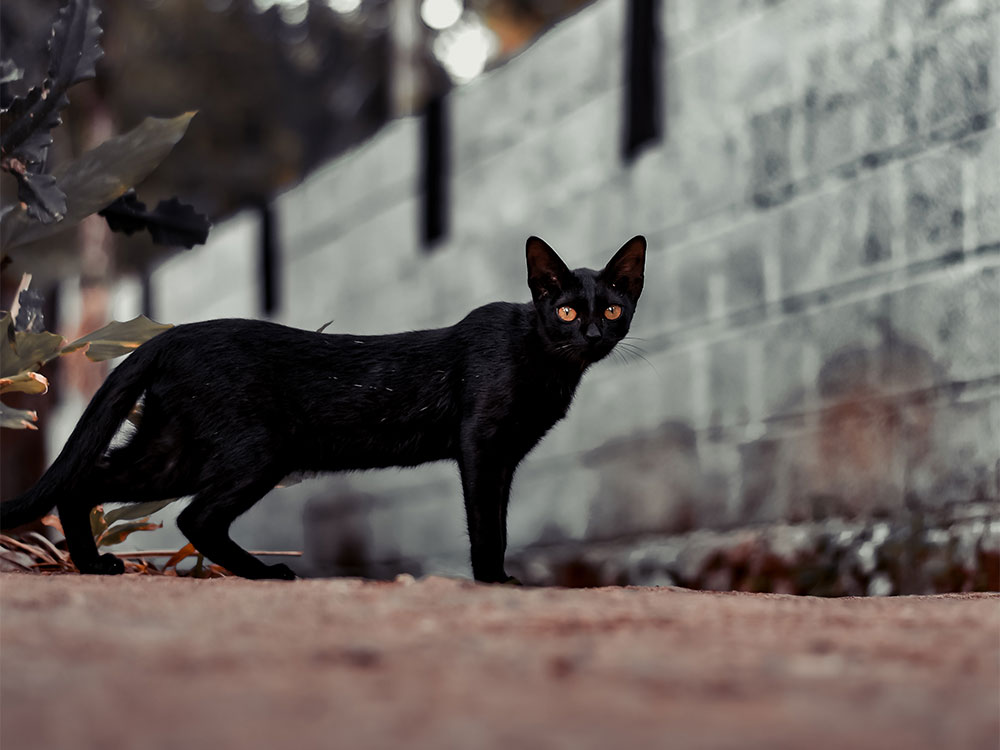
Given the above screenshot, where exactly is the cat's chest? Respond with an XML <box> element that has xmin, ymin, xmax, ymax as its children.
<box><xmin>503</xmin><ymin>370</ymin><xmax>579</xmax><ymax>432</ymax></box>
<box><xmin>463</xmin><ymin>341</ymin><xmax>583</xmax><ymax>448</ymax></box>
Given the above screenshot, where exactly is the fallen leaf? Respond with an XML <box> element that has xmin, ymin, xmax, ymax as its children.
<box><xmin>97</xmin><ymin>520</ymin><xmax>163</xmax><ymax>547</ymax></box>
<box><xmin>164</xmin><ymin>543</ymin><xmax>197</xmax><ymax>570</ymax></box>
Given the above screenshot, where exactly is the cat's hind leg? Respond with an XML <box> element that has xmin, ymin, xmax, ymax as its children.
<box><xmin>58</xmin><ymin>494</ymin><xmax>125</xmax><ymax>575</ymax></box>
<box><xmin>176</xmin><ymin>474</ymin><xmax>294</xmax><ymax>581</ymax></box>
<box><xmin>57</xmin><ymin>465</ymin><xmax>188</xmax><ymax>576</ymax></box>
<box><xmin>59</xmin><ymin>412</ymin><xmax>197</xmax><ymax>575</ymax></box>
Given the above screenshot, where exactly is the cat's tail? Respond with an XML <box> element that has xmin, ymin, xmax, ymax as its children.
<box><xmin>0</xmin><ymin>345</ymin><xmax>156</xmax><ymax>529</ymax></box>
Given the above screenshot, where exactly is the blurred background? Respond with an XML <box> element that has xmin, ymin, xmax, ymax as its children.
<box><xmin>1</xmin><ymin>0</ymin><xmax>998</xmax><ymax>594</ymax></box>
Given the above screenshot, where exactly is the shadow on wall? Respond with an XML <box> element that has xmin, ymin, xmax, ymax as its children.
<box><xmin>589</xmin><ymin>320</ymin><xmax>991</xmax><ymax>531</ymax></box>
<box><xmin>542</xmin><ymin>319</ymin><xmax>999</xmax><ymax>593</ymax></box>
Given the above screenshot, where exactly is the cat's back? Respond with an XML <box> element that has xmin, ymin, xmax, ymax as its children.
<box><xmin>148</xmin><ymin>316</ymin><xmax>462</xmax><ymax>391</ymax></box>
<box><xmin>157</xmin><ymin>318</ymin><xmax>311</xmax><ymax>346</ymax></box>
<box><xmin>154</xmin><ymin>308</ymin><xmax>527</xmax><ymax>352</ymax></box>
<box><xmin>135</xmin><ymin>319</ymin><xmax>339</xmax><ymax>392</ymax></box>
<box><xmin>145</xmin><ymin>311</ymin><xmax>533</xmax><ymax>385</ymax></box>
<box><xmin>454</xmin><ymin>302</ymin><xmax>534</xmax><ymax>350</ymax></box>
<box><xmin>148</xmin><ymin>318</ymin><xmax>346</xmax><ymax>363</ymax></box>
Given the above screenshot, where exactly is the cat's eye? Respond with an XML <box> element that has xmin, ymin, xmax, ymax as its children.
<box><xmin>556</xmin><ymin>306</ymin><xmax>577</xmax><ymax>322</ymax></box>
<box><xmin>604</xmin><ymin>305</ymin><xmax>622</xmax><ymax>320</ymax></box>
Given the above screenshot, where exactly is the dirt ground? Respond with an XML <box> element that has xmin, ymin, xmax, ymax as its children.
<box><xmin>1</xmin><ymin>573</ymin><xmax>997</xmax><ymax>750</ymax></box>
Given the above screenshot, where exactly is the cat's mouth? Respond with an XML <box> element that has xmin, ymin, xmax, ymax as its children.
<box><xmin>549</xmin><ymin>339</ymin><xmax>613</xmax><ymax>365</ymax></box>
<box><xmin>580</xmin><ymin>340</ymin><xmax>614</xmax><ymax>363</ymax></box>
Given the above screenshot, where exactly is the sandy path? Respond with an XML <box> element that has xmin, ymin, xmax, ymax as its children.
<box><xmin>1</xmin><ymin>573</ymin><xmax>997</xmax><ymax>750</ymax></box>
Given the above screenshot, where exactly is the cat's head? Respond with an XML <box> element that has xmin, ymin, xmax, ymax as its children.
<box><xmin>526</xmin><ymin>235</ymin><xmax>646</xmax><ymax>365</ymax></box>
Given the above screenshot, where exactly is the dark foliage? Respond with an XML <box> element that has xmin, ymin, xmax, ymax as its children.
<box><xmin>14</xmin><ymin>289</ymin><xmax>46</xmax><ymax>333</ymax></box>
<box><xmin>0</xmin><ymin>0</ymin><xmax>102</xmax><ymax>222</ymax></box>
<box><xmin>99</xmin><ymin>190</ymin><xmax>210</xmax><ymax>250</ymax></box>
<box><xmin>0</xmin><ymin>0</ymin><xmax>209</xmax><ymax>261</ymax></box>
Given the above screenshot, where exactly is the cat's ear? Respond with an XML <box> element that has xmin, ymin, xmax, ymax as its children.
<box><xmin>601</xmin><ymin>235</ymin><xmax>646</xmax><ymax>302</ymax></box>
<box><xmin>526</xmin><ymin>236</ymin><xmax>572</xmax><ymax>300</ymax></box>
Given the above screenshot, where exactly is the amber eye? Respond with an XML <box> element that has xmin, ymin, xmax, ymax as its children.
<box><xmin>604</xmin><ymin>305</ymin><xmax>622</xmax><ymax>321</ymax></box>
<box><xmin>556</xmin><ymin>306</ymin><xmax>577</xmax><ymax>322</ymax></box>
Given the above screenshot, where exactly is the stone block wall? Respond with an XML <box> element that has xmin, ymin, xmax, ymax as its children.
<box><xmin>136</xmin><ymin>0</ymin><xmax>999</xmax><ymax>592</ymax></box>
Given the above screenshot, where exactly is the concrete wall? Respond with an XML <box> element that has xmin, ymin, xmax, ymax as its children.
<box><xmin>135</xmin><ymin>0</ymin><xmax>999</xmax><ymax>593</ymax></box>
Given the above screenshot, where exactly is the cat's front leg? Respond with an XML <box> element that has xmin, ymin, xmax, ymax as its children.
<box><xmin>457</xmin><ymin>448</ymin><xmax>514</xmax><ymax>584</ymax></box>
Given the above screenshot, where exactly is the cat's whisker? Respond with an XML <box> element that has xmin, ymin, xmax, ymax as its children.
<box><xmin>617</xmin><ymin>344</ymin><xmax>648</xmax><ymax>358</ymax></box>
<box><xmin>611</xmin><ymin>342</ymin><xmax>659</xmax><ymax>375</ymax></box>
<box><xmin>621</xmin><ymin>337</ymin><xmax>650</xmax><ymax>352</ymax></box>
<box><xmin>617</xmin><ymin>345</ymin><xmax>646</xmax><ymax>360</ymax></box>
<box><xmin>549</xmin><ymin>341</ymin><xmax>584</xmax><ymax>362</ymax></box>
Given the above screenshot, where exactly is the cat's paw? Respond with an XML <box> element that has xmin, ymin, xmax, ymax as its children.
<box><xmin>79</xmin><ymin>553</ymin><xmax>125</xmax><ymax>576</ymax></box>
<box><xmin>502</xmin><ymin>575</ymin><xmax>523</xmax><ymax>586</ymax></box>
<box><xmin>265</xmin><ymin>562</ymin><xmax>297</xmax><ymax>581</ymax></box>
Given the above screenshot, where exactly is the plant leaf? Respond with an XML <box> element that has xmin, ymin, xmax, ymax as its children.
<box><xmin>0</xmin><ymin>403</ymin><xmax>38</xmax><ymax>429</ymax></box>
<box><xmin>47</xmin><ymin>0</ymin><xmax>103</xmax><ymax>87</ymax></box>
<box><xmin>14</xmin><ymin>287</ymin><xmax>46</xmax><ymax>333</ymax></box>
<box><xmin>0</xmin><ymin>60</ymin><xmax>23</xmax><ymax>85</ymax></box>
<box><xmin>103</xmin><ymin>498</ymin><xmax>179</xmax><ymax>525</ymax></box>
<box><xmin>0</xmin><ymin>535</ymin><xmax>52</xmax><ymax>560</ymax></box>
<box><xmin>97</xmin><ymin>520</ymin><xmax>162</xmax><ymax>547</ymax></box>
<box><xmin>1</xmin><ymin>113</ymin><xmax>196</xmax><ymax>249</ymax></box>
<box><xmin>0</xmin><ymin>371</ymin><xmax>49</xmax><ymax>395</ymax></box>
<box><xmin>0</xmin><ymin>0</ymin><xmax>102</xmax><ymax>159</ymax></box>
<box><xmin>0</xmin><ymin>549</ymin><xmax>37</xmax><ymax>572</ymax></box>
<box><xmin>0</xmin><ymin>88</ymin><xmax>63</xmax><ymax>175</ymax></box>
<box><xmin>24</xmin><ymin>531</ymin><xmax>65</xmax><ymax>564</ymax></box>
<box><xmin>17</xmin><ymin>170</ymin><xmax>66</xmax><ymax>223</ymax></box>
<box><xmin>89</xmin><ymin>505</ymin><xmax>107</xmax><ymax>539</ymax></box>
<box><xmin>40</xmin><ymin>514</ymin><xmax>64</xmax><ymax>534</ymax></box>
<box><xmin>0</xmin><ymin>327</ymin><xmax>65</xmax><ymax>378</ymax></box>
<box><xmin>61</xmin><ymin>315</ymin><xmax>172</xmax><ymax>362</ymax></box>
<box><xmin>100</xmin><ymin>190</ymin><xmax>210</xmax><ymax>249</ymax></box>
<box><xmin>0</xmin><ymin>0</ymin><xmax>103</xmax><ymax>222</ymax></box>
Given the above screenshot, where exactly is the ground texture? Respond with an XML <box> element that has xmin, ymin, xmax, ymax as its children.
<box><xmin>1</xmin><ymin>573</ymin><xmax>997</xmax><ymax>750</ymax></box>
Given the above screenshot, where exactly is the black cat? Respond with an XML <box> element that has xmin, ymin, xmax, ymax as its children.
<box><xmin>1</xmin><ymin>235</ymin><xmax>645</xmax><ymax>582</ymax></box>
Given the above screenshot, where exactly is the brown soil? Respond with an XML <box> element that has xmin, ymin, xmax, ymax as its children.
<box><xmin>1</xmin><ymin>573</ymin><xmax>997</xmax><ymax>750</ymax></box>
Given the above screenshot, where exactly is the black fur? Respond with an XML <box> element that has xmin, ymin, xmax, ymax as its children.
<box><xmin>1</xmin><ymin>236</ymin><xmax>646</xmax><ymax>581</ymax></box>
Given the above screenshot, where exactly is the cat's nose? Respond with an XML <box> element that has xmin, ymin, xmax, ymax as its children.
<box><xmin>584</xmin><ymin>323</ymin><xmax>601</xmax><ymax>342</ymax></box>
